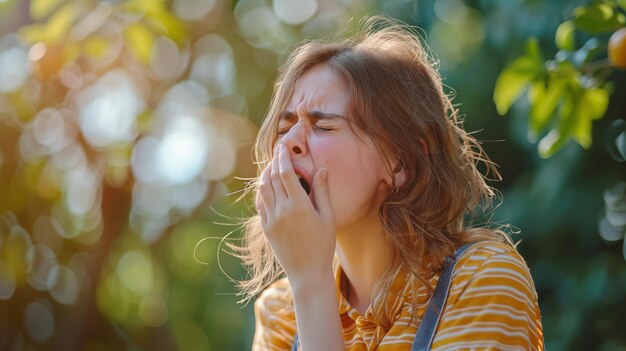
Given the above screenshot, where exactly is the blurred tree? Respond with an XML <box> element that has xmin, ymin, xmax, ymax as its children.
<box><xmin>494</xmin><ymin>0</ymin><xmax>625</xmax><ymax>260</ymax></box>
<box><xmin>0</xmin><ymin>0</ymin><xmax>625</xmax><ymax>351</ymax></box>
<box><xmin>0</xmin><ymin>0</ymin><xmax>370</xmax><ymax>350</ymax></box>
<box><xmin>491</xmin><ymin>0</ymin><xmax>626</xmax><ymax>349</ymax></box>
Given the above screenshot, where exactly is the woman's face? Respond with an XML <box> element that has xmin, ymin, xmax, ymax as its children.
<box><xmin>274</xmin><ymin>63</ymin><xmax>390</xmax><ymax>234</ymax></box>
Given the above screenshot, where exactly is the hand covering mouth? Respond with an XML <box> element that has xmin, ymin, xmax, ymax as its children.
<box><xmin>298</xmin><ymin>176</ymin><xmax>311</xmax><ymax>195</ymax></box>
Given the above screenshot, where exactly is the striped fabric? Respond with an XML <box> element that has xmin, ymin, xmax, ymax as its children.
<box><xmin>252</xmin><ymin>241</ymin><xmax>544</xmax><ymax>350</ymax></box>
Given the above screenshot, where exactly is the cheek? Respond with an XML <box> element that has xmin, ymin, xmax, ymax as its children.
<box><xmin>309</xmin><ymin>141</ymin><xmax>335</xmax><ymax>169</ymax></box>
<box><xmin>309</xmin><ymin>135</ymin><xmax>386</xmax><ymax>187</ymax></box>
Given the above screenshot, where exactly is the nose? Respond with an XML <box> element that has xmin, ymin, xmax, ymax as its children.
<box><xmin>279</xmin><ymin>122</ymin><xmax>307</xmax><ymax>157</ymax></box>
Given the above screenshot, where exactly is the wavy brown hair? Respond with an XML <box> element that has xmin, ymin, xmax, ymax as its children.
<box><xmin>232</xmin><ymin>15</ymin><xmax>513</xmax><ymax>328</ymax></box>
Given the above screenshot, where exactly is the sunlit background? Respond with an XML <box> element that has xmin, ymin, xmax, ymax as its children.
<box><xmin>0</xmin><ymin>0</ymin><xmax>625</xmax><ymax>350</ymax></box>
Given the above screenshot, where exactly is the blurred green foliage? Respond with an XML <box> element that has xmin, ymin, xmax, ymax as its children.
<box><xmin>0</xmin><ymin>0</ymin><xmax>624</xmax><ymax>351</ymax></box>
<box><xmin>493</xmin><ymin>0</ymin><xmax>626</xmax><ymax>262</ymax></box>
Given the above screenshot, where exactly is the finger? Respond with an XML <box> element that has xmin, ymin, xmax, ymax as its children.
<box><xmin>255</xmin><ymin>193</ymin><xmax>267</xmax><ymax>227</ymax></box>
<box><xmin>270</xmin><ymin>147</ymin><xmax>288</xmax><ymax>200</ymax></box>
<box><xmin>278</xmin><ymin>143</ymin><xmax>304</xmax><ymax>199</ymax></box>
<box><xmin>257</xmin><ymin>165</ymin><xmax>275</xmax><ymax>210</ymax></box>
<box><xmin>312</xmin><ymin>168</ymin><xmax>333</xmax><ymax>218</ymax></box>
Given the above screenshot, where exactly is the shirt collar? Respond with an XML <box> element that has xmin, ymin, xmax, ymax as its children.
<box><xmin>333</xmin><ymin>263</ymin><xmax>411</xmax><ymax>322</ymax></box>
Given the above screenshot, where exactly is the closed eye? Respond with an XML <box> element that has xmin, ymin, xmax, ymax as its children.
<box><xmin>314</xmin><ymin>125</ymin><xmax>333</xmax><ymax>132</ymax></box>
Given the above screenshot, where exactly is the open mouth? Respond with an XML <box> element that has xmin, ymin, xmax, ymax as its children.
<box><xmin>298</xmin><ymin>176</ymin><xmax>311</xmax><ymax>195</ymax></box>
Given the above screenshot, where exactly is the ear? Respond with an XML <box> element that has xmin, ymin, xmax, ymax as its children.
<box><xmin>393</xmin><ymin>166</ymin><xmax>407</xmax><ymax>188</ymax></box>
<box><xmin>419</xmin><ymin>138</ymin><xmax>428</xmax><ymax>154</ymax></box>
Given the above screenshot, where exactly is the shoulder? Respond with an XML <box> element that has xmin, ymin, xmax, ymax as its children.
<box><xmin>456</xmin><ymin>240</ymin><xmax>532</xmax><ymax>274</ymax></box>
<box><xmin>452</xmin><ymin>240</ymin><xmax>537</xmax><ymax>297</ymax></box>
<box><xmin>434</xmin><ymin>241</ymin><xmax>544</xmax><ymax>349</ymax></box>
<box><xmin>252</xmin><ymin>278</ymin><xmax>297</xmax><ymax>351</ymax></box>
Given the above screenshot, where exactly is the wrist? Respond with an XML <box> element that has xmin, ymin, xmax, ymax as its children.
<box><xmin>289</xmin><ymin>268</ymin><xmax>336</xmax><ymax>298</ymax></box>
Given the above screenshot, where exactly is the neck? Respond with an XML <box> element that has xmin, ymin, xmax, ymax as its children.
<box><xmin>335</xmin><ymin>217</ymin><xmax>391</xmax><ymax>316</ymax></box>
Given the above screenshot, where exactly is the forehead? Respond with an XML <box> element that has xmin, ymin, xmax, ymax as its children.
<box><xmin>286</xmin><ymin>64</ymin><xmax>349</xmax><ymax>116</ymax></box>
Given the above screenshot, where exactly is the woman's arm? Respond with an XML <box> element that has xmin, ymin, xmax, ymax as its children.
<box><xmin>290</xmin><ymin>271</ymin><xmax>344</xmax><ymax>351</ymax></box>
<box><xmin>256</xmin><ymin>144</ymin><xmax>345</xmax><ymax>351</ymax></box>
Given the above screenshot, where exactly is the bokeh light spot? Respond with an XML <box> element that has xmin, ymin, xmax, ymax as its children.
<box><xmin>65</xmin><ymin>166</ymin><xmax>99</xmax><ymax>216</ymax></box>
<box><xmin>28</xmin><ymin>245</ymin><xmax>58</xmax><ymax>291</ymax></box>
<box><xmin>48</xmin><ymin>265</ymin><xmax>80</xmax><ymax>305</ymax></box>
<box><xmin>96</xmin><ymin>275</ymin><xmax>130</xmax><ymax>323</ymax></box>
<box><xmin>273</xmin><ymin>0</ymin><xmax>318</xmax><ymax>25</ymax></box>
<box><xmin>0</xmin><ymin>263</ymin><xmax>16</xmax><ymax>299</ymax></box>
<box><xmin>174</xmin><ymin>179</ymin><xmax>208</xmax><ymax>210</ymax></box>
<box><xmin>139</xmin><ymin>295</ymin><xmax>168</xmax><ymax>327</ymax></box>
<box><xmin>173</xmin><ymin>0</ymin><xmax>216</xmax><ymax>22</ymax></box>
<box><xmin>173</xmin><ymin>320</ymin><xmax>209</xmax><ymax>351</ymax></box>
<box><xmin>116</xmin><ymin>250</ymin><xmax>153</xmax><ymax>295</ymax></box>
<box><xmin>5</xmin><ymin>225</ymin><xmax>34</xmax><ymax>280</ymax></box>
<box><xmin>0</xmin><ymin>45</ymin><xmax>29</xmax><ymax>93</ymax></box>
<box><xmin>23</xmin><ymin>301</ymin><xmax>55</xmax><ymax>342</ymax></box>
<box><xmin>157</xmin><ymin>117</ymin><xmax>208</xmax><ymax>184</ymax></box>
<box><xmin>236</xmin><ymin>3</ymin><xmax>284</xmax><ymax>50</ymax></box>
<box><xmin>131</xmin><ymin>136</ymin><xmax>161</xmax><ymax>184</ymax></box>
<box><xmin>129</xmin><ymin>208</ymin><xmax>171</xmax><ymax>244</ymax></box>
<box><xmin>191</xmin><ymin>52</ymin><xmax>235</xmax><ymax>96</ymax></box>
<box><xmin>434</xmin><ymin>0</ymin><xmax>468</xmax><ymax>23</ymax></box>
<box><xmin>159</xmin><ymin>80</ymin><xmax>210</xmax><ymax>119</ymax></box>
<box><xmin>133</xmin><ymin>183</ymin><xmax>173</xmax><ymax>216</ymax></box>
<box><xmin>32</xmin><ymin>216</ymin><xmax>64</xmax><ymax>254</ymax></box>
<box><xmin>78</xmin><ymin>70</ymin><xmax>144</xmax><ymax>148</ymax></box>
<box><xmin>32</xmin><ymin>108</ymin><xmax>73</xmax><ymax>154</ymax></box>
<box><xmin>203</xmin><ymin>132</ymin><xmax>236</xmax><ymax>180</ymax></box>
<box><xmin>150</xmin><ymin>36</ymin><xmax>182</xmax><ymax>80</ymax></box>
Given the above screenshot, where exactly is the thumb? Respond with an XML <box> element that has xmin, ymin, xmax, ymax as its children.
<box><xmin>312</xmin><ymin>168</ymin><xmax>332</xmax><ymax>217</ymax></box>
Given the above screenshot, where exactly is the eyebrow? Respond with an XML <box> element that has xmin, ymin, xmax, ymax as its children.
<box><xmin>279</xmin><ymin>110</ymin><xmax>346</xmax><ymax>122</ymax></box>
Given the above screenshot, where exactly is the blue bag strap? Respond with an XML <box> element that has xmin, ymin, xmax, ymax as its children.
<box><xmin>291</xmin><ymin>243</ymin><xmax>473</xmax><ymax>351</ymax></box>
<box><xmin>291</xmin><ymin>333</ymin><xmax>299</xmax><ymax>351</ymax></box>
<box><xmin>410</xmin><ymin>243</ymin><xmax>472</xmax><ymax>351</ymax></box>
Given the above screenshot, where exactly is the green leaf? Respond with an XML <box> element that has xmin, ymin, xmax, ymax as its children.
<box><xmin>573</xmin><ymin>3</ymin><xmax>626</xmax><ymax>34</ymax></box>
<box><xmin>570</xmin><ymin>88</ymin><xmax>608</xmax><ymax>149</ymax></box>
<box><xmin>493</xmin><ymin>56</ymin><xmax>540</xmax><ymax>115</ymax></box>
<box><xmin>528</xmin><ymin>78</ymin><xmax>565</xmax><ymax>137</ymax></box>
<box><xmin>618</xmin><ymin>0</ymin><xmax>626</xmax><ymax>11</ymax></box>
<box><xmin>538</xmin><ymin>129</ymin><xmax>563</xmax><ymax>158</ymax></box>
<box><xmin>538</xmin><ymin>92</ymin><xmax>579</xmax><ymax>158</ymax></box>
<box><xmin>573</xmin><ymin>112</ymin><xmax>593</xmax><ymax>148</ymax></box>
<box><xmin>525</xmin><ymin>37</ymin><xmax>542</xmax><ymax>62</ymax></box>
<box><xmin>546</xmin><ymin>88</ymin><xmax>608</xmax><ymax>154</ymax></box>
<box><xmin>556</xmin><ymin>20</ymin><xmax>576</xmax><ymax>51</ymax></box>
<box><xmin>30</xmin><ymin>0</ymin><xmax>64</xmax><ymax>20</ymax></box>
<box><xmin>582</xmin><ymin>88</ymin><xmax>610</xmax><ymax>120</ymax></box>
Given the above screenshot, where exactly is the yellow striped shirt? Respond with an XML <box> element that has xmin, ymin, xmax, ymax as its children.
<box><xmin>252</xmin><ymin>241</ymin><xmax>544</xmax><ymax>350</ymax></box>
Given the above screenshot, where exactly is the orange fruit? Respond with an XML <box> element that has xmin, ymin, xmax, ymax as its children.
<box><xmin>608</xmin><ymin>27</ymin><xmax>626</xmax><ymax>69</ymax></box>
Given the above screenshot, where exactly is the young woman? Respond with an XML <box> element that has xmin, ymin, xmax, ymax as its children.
<box><xmin>236</xmin><ymin>16</ymin><xmax>544</xmax><ymax>351</ymax></box>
